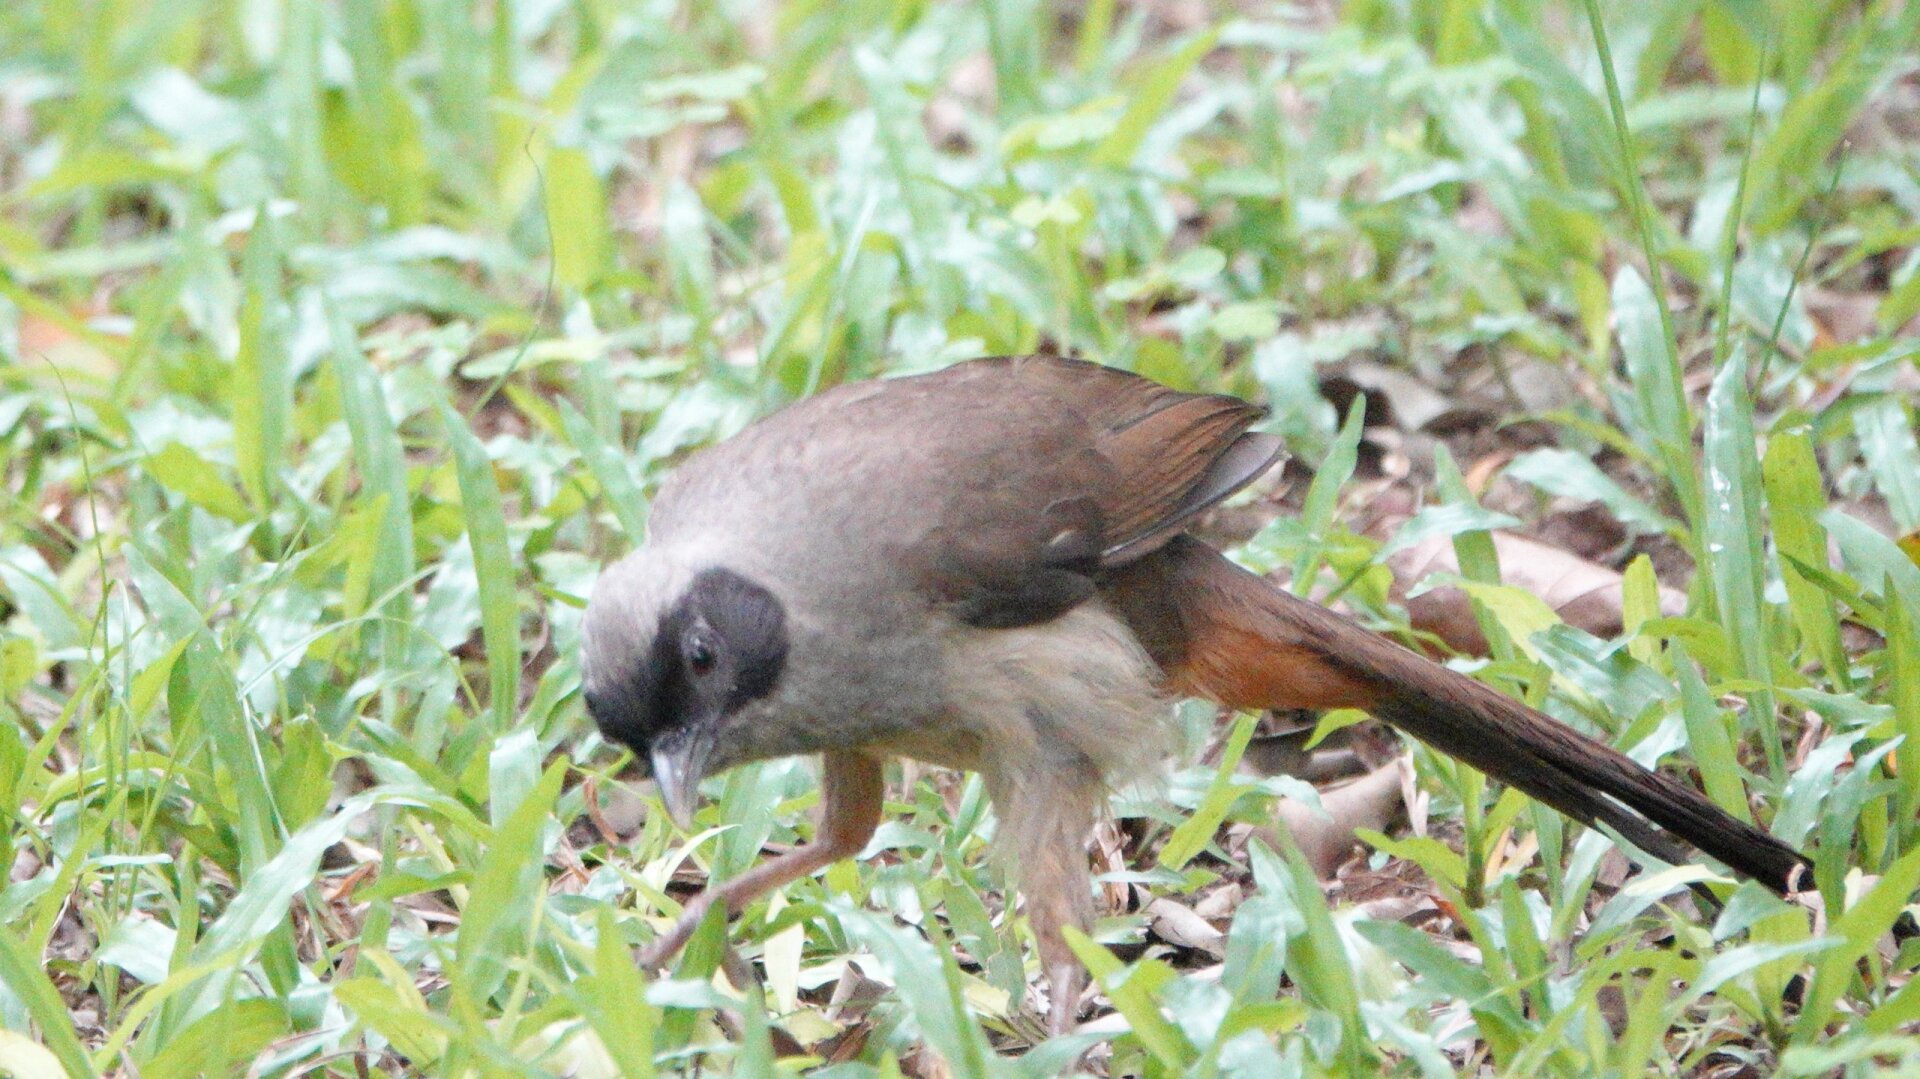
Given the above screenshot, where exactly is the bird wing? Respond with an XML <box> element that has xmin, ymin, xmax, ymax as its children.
<box><xmin>893</xmin><ymin>356</ymin><xmax>1285</xmax><ymax>627</ymax></box>
<box><xmin>1000</xmin><ymin>356</ymin><xmax>1284</xmax><ymax>563</ymax></box>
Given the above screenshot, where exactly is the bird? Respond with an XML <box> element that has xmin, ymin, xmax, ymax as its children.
<box><xmin>580</xmin><ymin>354</ymin><xmax>1809</xmax><ymax>1033</ymax></box>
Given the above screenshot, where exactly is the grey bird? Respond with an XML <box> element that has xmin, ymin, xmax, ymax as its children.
<box><xmin>581</xmin><ymin>355</ymin><xmax>1808</xmax><ymax>1033</ymax></box>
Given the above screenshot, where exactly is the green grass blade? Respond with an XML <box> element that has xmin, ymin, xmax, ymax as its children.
<box><xmin>454</xmin><ymin>759</ymin><xmax>566</xmax><ymax>1005</ymax></box>
<box><xmin>1091</xmin><ymin>27</ymin><xmax>1220</xmax><ymax>168</ymax></box>
<box><xmin>327</xmin><ymin>302</ymin><xmax>416</xmax><ymax>651</ymax></box>
<box><xmin>1794</xmin><ymin>843</ymin><xmax>1920</xmax><ymax>1040</ymax></box>
<box><xmin>1887</xmin><ymin>579</ymin><xmax>1920</xmax><ymax>831</ymax></box>
<box><xmin>1672</xmin><ymin>641</ymin><xmax>1753</xmax><ymax>820</ymax></box>
<box><xmin>233</xmin><ymin>208</ymin><xmax>288</xmax><ymax>510</ymax></box>
<box><xmin>1763</xmin><ymin>430</ymin><xmax>1849</xmax><ymax>689</ymax></box>
<box><xmin>1703</xmin><ymin>350</ymin><xmax>1783</xmax><ymax>780</ymax></box>
<box><xmin>1160</xmin><ymin>711</ymin><xmax>1255</xmax><ymax>870</ymax></box>
<box><xmin>439</xmin><ymin>399</ymin><xmax>520</xmax><ymax>734</ymax></box>
<box><xmin>559</xmin><ymin>399</ymin><xmax>649</xmax><ymax>544</ymax></box>
<box><xmin>0</xmin><ymin>926</ymin><xmax>98</xmax><ymax>1078</ymax></box>
<box><xmin>543</xmin><ymin>147</ymin><xmax>611</xmax><ymax>294</ymax></box>
<box><xmin>1854</xmin><ymin>396</ymin><xmax>1920</xmax><ymax>534</ymax></box>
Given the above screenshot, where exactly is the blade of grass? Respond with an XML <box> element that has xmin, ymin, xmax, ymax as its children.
<box><xmin>1672</xmin><ymin>641</ymin><xmax>1753</xmax><ymax>820</ymax></box>
<box><xmin>439</xmin><ymin>399</ymin><xmax>520</xmax><ymax>734</ymax></box>
<box><xmin>558</xmin><ymin>399</ymin><xmax>649</xmax><ymax>544</ymax></box>
<box><xmin>1259</xmin><ymin>839</ymin><xmax>1373</xmax><ymax>1070</ymax></box>
<box><xmin>1794</xmin><ymin>843</ymin><xmax>1920</xmax><ymax>1040</ymax></box>
<box><xmin>1703</xmin><ymin>350</ymin><xmax>1783</xmax><ymax>781</ymax></box>
<box><xmin>1763</xmin><ymin>430</ymin><xmax>1849</xmax><ymax>689</ymax></box>
<box><xmin>573</xmin><ymin>907</ymin><xmax>658</xmax><ymax>1077</ymax></box>
<box><xmin>1091</xmin><ymin>27</ymin><xmax>1220</xmax><ymax>168</ymax></box>
<box><xmin>454</xmin><ymin>759</ymin><xmax>566</xmax><ymax>1005</ymax></box>
<box><xmin>0</xmin><ymin>926</ymin><xmax>97</xmax><ymax>1078</ymax></box>
<box><xmin>1709</xmin><ymin>30</ymin><xmax>1771</xmax><ymax>370</ymax></box>
<box><xmin>1289</xmin><ymin>397</ymin><xmax>1366</xmax><ymax>596</ymax></box>
<box><xmin>1886</xmin><ymin>578</ymin><xmax>1920</xmax><ymax>832</ymax></box>
<box><xmin>1064</xmin><ymin>927</ymin><xmax>1189</xmax><ymax>1068</ymax></box>
<box><xmin>1579</xmin><ymin>0</ymin><xmax>1702</xmax><ymax>528</ymax></box>
<box><xmin>328</xmin><ymin>302</ymin><xmax>416</xmax><ymax>662</ymax></box>
<box><xmin>1854</xmin><ymin>397</ymin><xmax>1920</xmax><ymax>534</ymax></box>
<box><xmin>1160</xmin><ymin>711</ymin><xmax>1256</xmax><ymax>870</ymax></box>
<box><xmin>233</xmin><ymin>207</ymin><xmax>288</xmax><ymax>511</ymax></box>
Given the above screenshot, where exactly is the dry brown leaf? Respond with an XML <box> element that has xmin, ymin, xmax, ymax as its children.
<box><xmin>1806</xmin><ymin>286</ymin><xmax>1884</xmax><ymax>346</ymax></box>
<box><xmin>1265</xmin><ymin>759</ymin><xmax>1407</xmax><ymax>879</ymax></box>
<box><xmin>1480</xmin><ymin>827</ymin><xmax>1539</xmax><ymax>886</ymax></box>
<box><xmin>1386</xmin><ymin>528</ymin><xmax>1687</xmax><ymax>656</ymax></box>
<box><xmin>1352</xmin><ymin>893</ymin><xmax>1435</xmax><ymax>924</ymax></box>
<box><xmin>900</xmin><ymin>1044</ymin><xmax>956</xmax><ymax>1079</ymax></box>
<box><xmin>1192</xmin><ymin>882</ymin><xmax>1242</xmax><ymax>921</ymax></box>
<box><xmin>1344</xmin><ymin>360</ymin><xmax>1455</xmax><ymax>431</ymax></box>
<box><xmin>1239</xmin><ymin>716</ymin><xmax>1364</xmax><ymax>781</ymax></box>
<box><xmin>1145</xmin><ymin>896</ymin><xmax>1226</xmax><ymax>959</ymax></box>
<box><xmin>1090</xmin><ymin>819</ymin><xmax>1133</xmax><ymax>913</ymax></box>
<box><xmin>17</xmin><ymin>310</ymin><xmax>121</xmax><ymax>382</ymax></box>
<box><xmin>823</xmin><ymin>959</ymin><xmax>890</xmax><ymax>1024</ymax></box>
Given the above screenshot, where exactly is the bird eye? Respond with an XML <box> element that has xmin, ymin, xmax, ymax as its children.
<box><xmin>685</xmin><ymin>634</ymin><xmax>717</xmax><ymax>675</ymax></box>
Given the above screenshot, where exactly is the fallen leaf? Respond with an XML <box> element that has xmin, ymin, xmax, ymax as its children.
<box><xmin>1266</xmin><ymin>759</ymin><xmax>1407</xmax><ymax>878</ymax></box>
<box><xmin>1145</xmin><ymin>896</ymin><xmax>1226</xmax><ymax>959</ymax></box>
<box><xmin>1386</xmin><ymin>528</ymin><xmax>1687</xmax><ymax>655</ymax></box>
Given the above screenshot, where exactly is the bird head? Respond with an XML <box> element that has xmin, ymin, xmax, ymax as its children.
<box><xmin>581</xmin><ymin>550</ymin><xmax>790</xmax><ymax>825</ymax></box>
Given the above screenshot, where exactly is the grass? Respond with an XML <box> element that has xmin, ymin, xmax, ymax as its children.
<box><xmin>2</xmin><ymin>0</ymin><xmax>1919</xmax><ymax>1075</ymax></box>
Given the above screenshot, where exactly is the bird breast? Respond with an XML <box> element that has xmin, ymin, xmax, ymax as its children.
<box><xmin>869</xmin><ymin>602</ymin><xmax>1174</xmax><ymax>790</ymax></box>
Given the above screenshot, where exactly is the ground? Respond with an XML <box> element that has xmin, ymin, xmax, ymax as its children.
<box><xmin>1</xmin><ymin>1</ymin><xmax>1919</xmax><ymax>1076</ymax></box>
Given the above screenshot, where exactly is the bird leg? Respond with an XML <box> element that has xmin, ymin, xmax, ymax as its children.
<box><xmin>985</xmin><ymin>762</ymin><xmax>1104</xmax><ymax>1035</ymax></box>
<box><xmin>636</xmin><ymin>749</ymin><xmax>885</xmax><ymax>969</ymax></box>
<box><xmin>1026</xmin><ymin>851</ymin><xmax>1095</xmax><ymax>1036</ymax></box>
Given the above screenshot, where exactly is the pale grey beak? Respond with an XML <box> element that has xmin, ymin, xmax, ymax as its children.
<box><xmin>650</xmin><ymin>734</ymin><xmax>712</xmax><ymax>828</ymax></box>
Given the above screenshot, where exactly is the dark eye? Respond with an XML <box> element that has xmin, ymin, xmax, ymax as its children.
<box><xmin>685</xmin><ymin>634</ymin><xmax>717</xmax><ymax>675</ymax></box>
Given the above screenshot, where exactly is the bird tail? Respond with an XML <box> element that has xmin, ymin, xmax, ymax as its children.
<box><xmin>1108</xmin><ymin>537</ymin><xmax>1810</xmax><ymax>894</ymax></box>
<box><xmin>1363</xmin><ymin>665</ymin><xmax>1808</xmax><ymax>894</ymax></box>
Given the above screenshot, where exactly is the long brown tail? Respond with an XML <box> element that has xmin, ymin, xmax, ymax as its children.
<box><xmin>1106</xmin><ymin>537</ymin><xmax>1810</xmax><ymax>894</ymax></box>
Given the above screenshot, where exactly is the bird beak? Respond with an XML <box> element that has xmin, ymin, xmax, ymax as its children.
<box><xmin>650</xmin><ymin>734</ymin><xmax>712</xmax><ymax>828</ymax></box>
